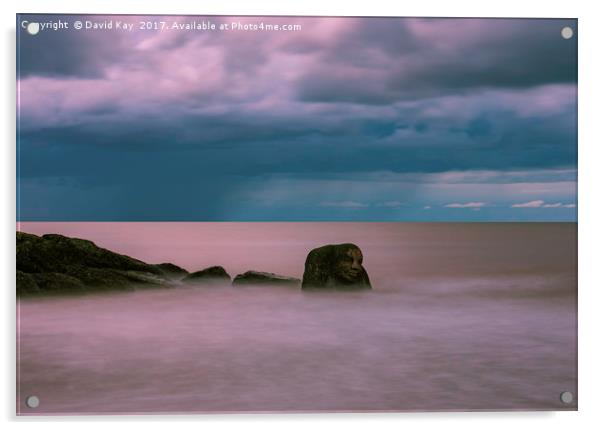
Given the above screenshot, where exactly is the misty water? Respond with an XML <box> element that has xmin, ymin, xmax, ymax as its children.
<box><xmin>17</xmin><ymin>223</ymin><xmax>577</xmax><ymax>414</ymax></box>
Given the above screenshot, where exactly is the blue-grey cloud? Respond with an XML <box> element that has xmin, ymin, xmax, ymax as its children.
<box><xmin>16</xmin><ymin>16</ymin><xmax>578</xmax><ymax>221</ymax></box>
<box><xmin>296</xmin><ymin>18</ymin><xmax>577</xmax><ymax>104</ymax></box>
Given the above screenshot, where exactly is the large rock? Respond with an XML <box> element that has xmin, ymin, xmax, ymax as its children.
<box><xmin>301</xmin><ymin>243</ymin><xmax>371</xmax><ymax>290</ymax></box>
<box><xmin>183</xmin><ymin>266</ymin><xmax>231</xmax><ymax>284</ymax></box>
<box><xmin>17</xmin><ymin>232</ymin><xmax>163</xmax><ymax>275</ymax></box>
<box><xmin>16</xmin><ymin>232</ymin><xmax>170</xmax><ymax>295</ymax></box>
<box><xmin>232</xmin><ymin>271</ymin><xmax>300</xmax><ymax>287</ymax></box>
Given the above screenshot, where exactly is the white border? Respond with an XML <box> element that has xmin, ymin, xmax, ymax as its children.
<box><xmin>3</xmin><ymin>1</ymin><xmax>601</xmax><ymax>429</ymax></box>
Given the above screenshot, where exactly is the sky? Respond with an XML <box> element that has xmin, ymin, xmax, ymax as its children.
<box><xmin>17</xmin><ymin>15</ymin><xmax>577</xmax><ymax>221</ymax></box>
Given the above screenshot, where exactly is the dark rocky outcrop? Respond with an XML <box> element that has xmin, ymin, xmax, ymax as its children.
<box><xmin>17</xmin><ymin>232</ymin><xmax>169</xmax><ymax>295</ymax></box>
<box><xmin>17</xmin><ymin>232</ymin><xmax>163</xmax><ymax>275</ymax></box>
<box><xmin>232</xmin><ymin>271</ymin><xmax>300</xmax><ymax>287</ymax></box>
<box><xmin>154</xmin><ymin>263</ymin><xmax>189</xmax><ymax>278</ymax></box>
<box><xmin>16</xmin><ymin>270</ymin><xmax>42</xmax><ymax>294</ymax></box>
<box><xmin>301</xmin><ymin>243</ymin><xmax>371</xmax><ymax>290</ymax></box>
<box><xmin>182</xmin><ymin>266</ymin><xmax>231</xmax><ymax>284</ymax></box>
<box><xmin>16</xmin><ymin>231</ymin><xmax>373</xmax><ymax>296</ymax></box>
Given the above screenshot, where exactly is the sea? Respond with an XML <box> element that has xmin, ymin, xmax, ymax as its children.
<box><xmin>16</xmin><ymin>222</ymin><xmax>577</xmax><ymax>414</ymax></box>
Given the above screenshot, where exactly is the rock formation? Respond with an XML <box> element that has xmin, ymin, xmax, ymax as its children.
<box><xmin>16</xmin><ymin>232</ymin><xmax>169</xmax><ymax>295</ymax></box>
<box><xmin>154</xmin><ymin>263</ymin><xmax>189</xmax><ymax>278</ymax></box>
<box><xmin>301</xmin><ymin>243</ymin><xmax>371</xmax><ymax>290</ymax></box>
<box><xmin>182</xmin><ymin>266</ymin><xmax>231</xmax><ymax>284</ymax></box>
<box><xmin>16</xmin><ymin>232</ymin><xmax>372</xmax><ymax>296</ymax></box>
<box><xmin>232</xmin><ymin>271</ymin><xmax>300</xmax><ymax>287</ymax></box>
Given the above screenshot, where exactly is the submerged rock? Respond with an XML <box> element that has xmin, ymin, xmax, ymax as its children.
<box><xmin>232</xmin><ymin>271</ymin><xmax>300</xmax><ymax>287</ymax></box>
<box><xmin>183</xmin><ymin>266</ymin><xmax>231</xmax><ymax>284</ymax></box>
<box><xmin>16</xmin><ymin>231</ymin><xmax>171</xmax><ymax>295</ymax></box>
<box><xmin>301</xmin><ymin>243</ymin><xmax>371</xmax><ymax>290</ymax></box>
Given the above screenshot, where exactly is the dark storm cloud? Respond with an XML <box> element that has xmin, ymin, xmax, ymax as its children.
<box><xmin>17</xmin><ymin>15</ymin><xmax>128</xmax><ymax>78</ymax></box>
<box><xmin>296</xmin><ymin>18</ymin><xmax>577</xmax><ymax>104</ymax></box>
<box><xmin>19</xmin><ymin>98</ymin><xmax>576</xmax><ymax>183</ymax></box>
<box><xmin>17</xmin><ymin>15</ymin><xmax>297</xmax><ymax>80</ymax></box>
<box><xmin>16</xmin><ymin>16</ymin><xmax>577</xmax><ymax>221</ymax></box>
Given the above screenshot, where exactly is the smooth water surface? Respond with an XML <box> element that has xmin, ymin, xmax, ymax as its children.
<box><xmin>17</xmin><ymin>223</ymin><xmax>577</xmax><ymax>414</ymax></box>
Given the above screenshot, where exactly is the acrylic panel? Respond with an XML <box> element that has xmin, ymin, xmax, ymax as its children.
<box><xmin>16</xmin><ymin>14</ymin><xmax>577</xmax><ymax>414</ymax></box>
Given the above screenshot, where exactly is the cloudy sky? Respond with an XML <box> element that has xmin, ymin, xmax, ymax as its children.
<box><xmin>17</xmin><ymin>15</ymin><xmax>577</xmax><ymax>221</ymax></box>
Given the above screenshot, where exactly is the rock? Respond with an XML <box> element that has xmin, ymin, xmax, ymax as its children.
<box><xmin>16</xmin><ymin>270</ymin><xmax>40</xmax><ymax>294</ymax></box>
<box><xmin>16</xmin><ymin>231</ymin><xmax>172</xmax><ymax>295</ymax></box>
<box><xmin>154</xmin><ymin>263</ymin><xmax>189</xmax><ymax>278</ymax></box>
<box><xmin>17</xmin><ymin>232</ymin><xmax>163</xmax><ymax>275</ymax></box>
<box><xmin>232</xmin><ymin>271</ymin><xmax>300</xmax><ymax>287</ymax></box>
<box><xmin>183</xmin><ymin>266</ymin><xmax>231</xmax><ymax>284</ymax></box>
<box><xmin>29</xmin><ymin>272</ymin><xmax>87</xmax><ymax>292</ymax></box>
<box><xmin>301</xmin><ymin>243</ymin><xmax>371</xmax><ymax>290</ymax></box>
